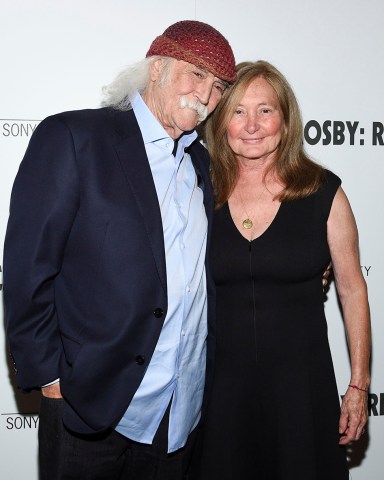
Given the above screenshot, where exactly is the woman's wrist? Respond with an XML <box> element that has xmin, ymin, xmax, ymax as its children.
<box><xmin>348</xmin><ymin>383</ymin><xmax>369</xmax><ymax>393</ymax></box>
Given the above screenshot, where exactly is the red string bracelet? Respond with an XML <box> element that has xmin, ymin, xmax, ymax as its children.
<box><xmin>348</xmin><ymin>384</ymin><xmax>369</xmax><ymax>393</ymax></box>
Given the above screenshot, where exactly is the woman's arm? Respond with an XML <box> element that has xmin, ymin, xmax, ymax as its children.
<box><xmin>327</xmin><ymin>186</ymin><xmax>371</xmax><ymax>445</ymax></box>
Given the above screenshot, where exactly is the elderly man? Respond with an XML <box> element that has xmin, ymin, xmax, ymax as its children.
<box><xmin>3</xmin><ymin>20</ymin><xmax>236</xmax><ymax>480</ymax></box>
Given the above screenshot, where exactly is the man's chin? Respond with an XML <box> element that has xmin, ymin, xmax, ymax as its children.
<box><xmin>178</xmin><ymin>120</ymin><xmax>199</xmax><ymax>133</ymax></box>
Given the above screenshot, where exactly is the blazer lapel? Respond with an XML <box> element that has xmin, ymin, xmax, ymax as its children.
<box><xmin>188</xmin><ymin>142</ymin><xmax>214</xmax><ymax>232</ymax></box>
<box><xmin>112</xmin><ymin>110</ymin><xmax>167</xmax><ymax>295</ymax></box>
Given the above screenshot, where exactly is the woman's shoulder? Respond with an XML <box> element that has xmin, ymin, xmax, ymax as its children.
<box><xmin>322</xmin><ymin>168</ymin><xmax>342</xmax><ymax>189</ymax></box>
<box><xmin>314</xmin><ymin>168</ymin><xmax>342</xmax><ymax>216</ymax></box>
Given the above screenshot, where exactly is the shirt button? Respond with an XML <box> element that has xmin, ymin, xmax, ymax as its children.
<box><xmin>154</xmin><ymin>308</ymin><xmax>164</xmax><ymax>318</ymax></box>
<box><xmin>135</xmin><ymin>355</ymin><xmax>145</xmax><ymax>365</ymax></box>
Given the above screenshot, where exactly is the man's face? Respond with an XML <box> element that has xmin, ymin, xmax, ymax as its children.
<box><xmin>145</xmin><ymin>58</ymin><xmax>227</xmax><ymax>139</ymax></box>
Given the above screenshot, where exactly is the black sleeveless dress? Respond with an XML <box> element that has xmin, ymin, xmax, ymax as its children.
<box><xmin>193</xmin><ymin>171</ymin><xmax>349</xmax><ymax>480</ymax></box>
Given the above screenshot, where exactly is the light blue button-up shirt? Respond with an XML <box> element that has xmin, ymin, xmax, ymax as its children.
<box><xmin>115</xmin><ymin>92</ymin><xmax>208</xmax><ymax>453</ymax></box>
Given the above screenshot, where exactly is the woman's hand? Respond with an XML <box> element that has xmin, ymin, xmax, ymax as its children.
<box><xmin>339</xmin><ymin>385</ymin><xmax>368</xmax><ymax>444</ymax></box>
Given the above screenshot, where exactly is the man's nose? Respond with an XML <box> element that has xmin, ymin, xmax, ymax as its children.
<box><xmin>195</xmin><ymin>79</ymin><xmax>213</xmax><ymax>105</ymax></box>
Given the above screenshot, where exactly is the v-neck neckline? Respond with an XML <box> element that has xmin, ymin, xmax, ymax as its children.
<box><xmin>225</xmin><ymin>200</ymin><xmax>283</xmax><ymax>243</ymax></box>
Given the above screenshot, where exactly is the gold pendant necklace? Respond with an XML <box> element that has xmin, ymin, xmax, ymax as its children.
<box><xmin>242</xmin><ymin>218</ymin><xmax>253</xmax><ymax>229</ymax></box>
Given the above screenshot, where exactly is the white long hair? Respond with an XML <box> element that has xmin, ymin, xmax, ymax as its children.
<box><xmin>101</xmin><ymin>56</ymin><xmax>173</xmax><ymax>111</ymax></box>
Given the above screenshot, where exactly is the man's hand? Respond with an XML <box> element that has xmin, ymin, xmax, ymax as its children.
<box><xmin>41</xmin><ymin>382</ymin><xmax>62</xmax><ymax>398</ymax></box>
<box><xmin>322</xmin><ymin>263</ymin><xmax>332</xmax><ymax>291</ymax></box>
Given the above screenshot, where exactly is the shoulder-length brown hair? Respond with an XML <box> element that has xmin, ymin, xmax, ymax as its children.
<box><xmin>203</xmin><ymin>60</ymin><xmax>326</xmax><ymax>208</ymax></box>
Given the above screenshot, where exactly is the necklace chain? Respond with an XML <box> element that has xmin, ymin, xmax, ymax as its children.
<box><xmin>238</xmin><ymin>186</ymin><xmax>266</xmax><ymax>230</ymax></box>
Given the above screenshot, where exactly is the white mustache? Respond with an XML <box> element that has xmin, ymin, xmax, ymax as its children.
<box><xmin>179</xmin><ymin>96</ymin><xmax>208</xmax><ymax>122</ymax></box>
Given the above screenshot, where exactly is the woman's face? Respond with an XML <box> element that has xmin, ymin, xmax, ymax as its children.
<box><xmin>226</xmin><ymin>76</ymin><xmax>283</xmax><ymax>164</ymax></box>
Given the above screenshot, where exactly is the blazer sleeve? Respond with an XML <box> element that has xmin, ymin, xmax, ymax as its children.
<box><xmin>3</xmin><ymin>115</ymin><xmax>80</xmax><ymax>390</ymax></box>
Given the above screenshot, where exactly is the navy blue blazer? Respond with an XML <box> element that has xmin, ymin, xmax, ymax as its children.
<box><xmin>3</xmin><ymin>108</ymin><xmax>216</xmax><ymax>434</ymax></box>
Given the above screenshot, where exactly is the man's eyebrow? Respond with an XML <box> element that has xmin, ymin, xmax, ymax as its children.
<box><xmin>193</xmin><ymin>65</ymin><xmax>230</xmax><ymax>88</ymax></box>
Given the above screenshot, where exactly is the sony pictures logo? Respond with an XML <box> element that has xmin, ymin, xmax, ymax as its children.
<box><xmin>2</xmin><ymin>413</ymin><xmax>39</xmax><ymax>430</ymax></box>
<box><xmin>1</xmin><ymin>119</ymin><xmax>40</xmax><ymax>137</ymax></box>
<box><xmin>304</xmin><ymin>120</ymin><xmax>384</xmax><ymax>146</ymax></box>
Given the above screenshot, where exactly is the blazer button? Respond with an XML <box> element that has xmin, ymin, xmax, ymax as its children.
<box><xmin>154</xmin><ymin>308</ymin><xmax>164</xmax><ymax>318</ymax></box>
<box><xmin>135</xmin><ymin>355</ymin><xmax>145</xmax><ymax>365</ymax></box>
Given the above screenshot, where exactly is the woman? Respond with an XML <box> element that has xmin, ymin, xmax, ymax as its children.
<box><xmin>193</xmin><ymin>61</ymin><xmax>370</xmax><ymax>479</ymax></box>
